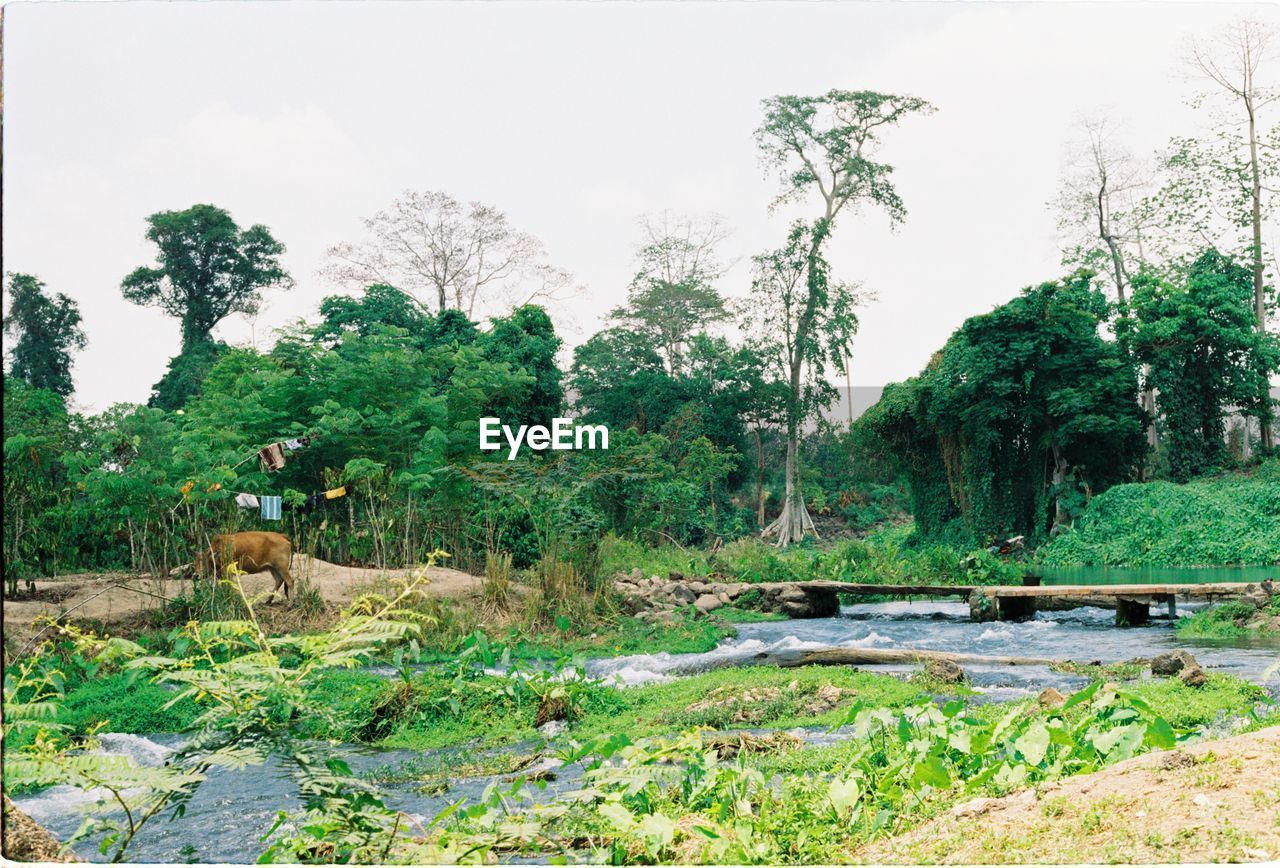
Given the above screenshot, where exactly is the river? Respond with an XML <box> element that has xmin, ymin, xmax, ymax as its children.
<box><xmin>14</xmin><ymin>600</ymin><xmax>1279</xmax><ymax>863</ymax></box>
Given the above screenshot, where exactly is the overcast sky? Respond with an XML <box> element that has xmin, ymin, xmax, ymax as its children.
<box><xmin>3</xmin><ymin>1</ymin><xmax>1277</xmax><ymax>412</ymax></box>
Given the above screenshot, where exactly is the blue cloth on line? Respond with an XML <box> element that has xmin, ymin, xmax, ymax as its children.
<box><xmin>260</xmin><ymin>496</ymin><xmax>282</xmax><ymax>521</ymax></box>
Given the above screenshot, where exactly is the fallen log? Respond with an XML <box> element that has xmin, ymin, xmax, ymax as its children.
<box><xmin>780</xmin><ymin>647</ymin><xmax>1067</xmax><ymax>668</ymax></box>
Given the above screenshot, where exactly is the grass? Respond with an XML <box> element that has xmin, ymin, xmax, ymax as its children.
<box><xmin>599</xmin><ymin>532</ymin><xmax>1023</xmax><ymax>589</ymax></box>
<box><xmin>1176</xmin><ymin>600</ymin><xmax>1280</xmax><ymax>639</ymax></box>
<box><xmin>369</xmin><ymin>665</ymin><xmax>932</xmax><ymax>752</ymax></box>
<box><xmin>1124</xmin><ymin>673</ymin><xmax>1272</xmax><ymax>730</ymax></box>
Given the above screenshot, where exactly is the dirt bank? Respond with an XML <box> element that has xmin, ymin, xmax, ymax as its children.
<box><xmin>857</xmin><ymin>725</ymin><xmax>1280</xmax><ymax>864</ymax></box>
<box><xmin>2</xmin><ymin>555</ymin><xmax>484</xmax><ymax>648</ymax></box>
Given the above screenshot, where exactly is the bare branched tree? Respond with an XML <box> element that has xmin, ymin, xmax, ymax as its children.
<box><xmin>1055</xmin><ymin>115</ymin><xmax>1153</xmax><ymax>307</ymax></box>
<box><xmin>323</xmin><ymin>190</ymin><xmax>574</xmax><ymax>317</ymax></box>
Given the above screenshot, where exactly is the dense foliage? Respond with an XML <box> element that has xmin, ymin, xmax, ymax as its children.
<box><xmin>1039</xmin><ymin>458</ymin><xmax>1280</xmax><ymax>566</ymax></box>
<box><xmin>863</xmin><ymin>273</ymin><xmax>1148</xmax><ymax>548</ymax></box>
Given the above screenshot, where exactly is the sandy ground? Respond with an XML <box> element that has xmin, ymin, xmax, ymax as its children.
<box><xmin>857</xmin><ymin>725</ymin><xmax>1280</xmax><ymax>864</ymax></box>
<box><xmin>2</xmin><ymin>555</ymin><xmax>484</xmax><ymax>649</ymax></box>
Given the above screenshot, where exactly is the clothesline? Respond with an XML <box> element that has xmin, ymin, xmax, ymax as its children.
<box><xmin>173</xmin><ymin>431</ymin><xmax>329</xmax><ymax>519</ymax></box>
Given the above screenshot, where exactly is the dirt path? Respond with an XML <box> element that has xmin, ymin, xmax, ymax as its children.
<box><xmin>857</xmin><ymin>725</ymin><xmax>1280</xmax><ymax>864</ymax></box>
<box><xmin>2</xmin><ymin>556</ymin><xmax>484</xmax><ymax>648</ymax></box>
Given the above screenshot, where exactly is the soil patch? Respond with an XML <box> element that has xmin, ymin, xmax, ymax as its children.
<box><xmin>856</xmin><ymin>726</ymin><xmax>1280</xmax><ymax>864</ymax></box>
<box><xmin>2</xmin><ymin>556</ymin><xmax>483</xmax><ymax>649</ymax></box>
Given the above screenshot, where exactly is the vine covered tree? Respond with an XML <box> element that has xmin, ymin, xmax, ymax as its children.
<box><xmin>866</xmin><ymin>272</ymin><xmax>1147</xmax><ymax>545</ymax></box>
<box><xmin>121</xmin><ymin>204</ymin><xmax>293</xmax><ymax>349</ymax></box>
<box><xmin>751</xmin><ymin>89</ymin><xmax>934</xmax><ymax>545</ymax></box>
<box><xmin>4</xmin><ymin>272</ymin><xmax>87</xmax><ymax>397</ymax></box>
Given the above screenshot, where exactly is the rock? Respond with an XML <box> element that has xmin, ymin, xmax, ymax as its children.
<box><xmin>1180</xmin><ymin>664</ymin><xmax>1208</xmax><ymax>687</ymax></box>
<box><xmin>1037</xmin><ymin>687</ymin><xmax>1067</xmax><ymax>709</ymax></box>
<box><xmin>801</xmin><ymin>684</ymin><xmax>847</xmax><ymax>714</ymax></box>
<box><xmin>668</xmin><ymin>570</ymin><xmax>685</xmax><ymax>581</ymax></box>
<box><xmin>694</xmin><ymin>594</ymin><xmax>723</xmax><ymax>614</ymax></box>
<box><xmin>950</xmin><ymin>797</ymin><xmax>997</xmax><ymax>818</ymax></box>
<box><xmin>968</xmin><ymin>590</ymin><xmax>998</xmax><ymax>623</ymax></box>
<box><xmin>613</xmin><ymin>581</ymin><xmax>636</xmax><ymax>595</ymax></box>
<box><xmin>1151</xmin><ymin>650</ymin><xmax>1198</xmax><ymax>676</ymax></box>
<box><xmin>537</xmin><ymin>719</ymin><xmax>568</xmax><ymax>738</ymax></box>
<box><xmin>923</xmin><ymin>657</ymin><xmax>967</xmax><ymax>684</ymax></box>
<box><xmin>2</xmin><ymin>795</ymin><xmax>74</xmax><ymax>862</ymax></box>
<box><xmin>717</xmin><ymin>592</ymin><xmax>731</xmax><ymax>604</ymax></box>
<box><xmin>671</xmin><ymin>585</ymin><xmax>697</xmax><ymax>605</ymax></box>
<box><xmin>777</xmin><ymin>587</ymin><xmax>808</xmax><ymax>603</ymax></box>
<box><xmin>687</xmin><ymin>580</ymin><xmax>708</xmax><ymax>594</ymax></box>
<box><xmin>629</xmin><ymin>568</ymin><xmax>643</xmax><ymax>582</ymax></box>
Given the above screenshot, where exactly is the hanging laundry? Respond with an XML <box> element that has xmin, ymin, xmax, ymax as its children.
<box><xmin>323</xmin><ymin>486</ymin><xmax>347</xmax><ymax>500</ymax></box>
<box><xmin>301</xmin><ymin>492</ymin><xmax>326</xmax><ymax>513</ymax></box>
<box><xmin>260</xmin><ymin>496</ymin><xmax>283</xmax><ymax>521</ymax></box>
<box><xmin>283</xmin><ymin>439</ymin><xmax>304</xmax><ymax>451</ymax></box>
<box><xmin>235</xmin><ymin>492</ymin><xmax>260</xmax><ymax>510</ymax></box>
<box><xmin>259</xmin><ymin>443</ymin><xmax>286</xmax><ymax>472</ymax></box>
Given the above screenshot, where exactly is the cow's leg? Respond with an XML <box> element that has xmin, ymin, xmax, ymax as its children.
<box><xmin>268</xmin><ymin>565</ymin><xmax>294</xmax><ymax>604</ymax></box>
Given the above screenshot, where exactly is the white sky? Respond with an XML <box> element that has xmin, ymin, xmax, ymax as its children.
<box><xmin>3</xmin><ymin>1</ymin><xmax>1278</xmax><ymax>412</ymax></box>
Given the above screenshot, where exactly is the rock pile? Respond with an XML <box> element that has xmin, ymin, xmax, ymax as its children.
<box><xmin>611</xmin><ymin>570</ymin><xmax>838</xmax><ymax>620</ymax></box>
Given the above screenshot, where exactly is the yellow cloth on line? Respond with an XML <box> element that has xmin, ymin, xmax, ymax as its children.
<box><xmin>324</xmin><ymin>486</ymin><xmax>347</xmax><ymax>500</ymax></box>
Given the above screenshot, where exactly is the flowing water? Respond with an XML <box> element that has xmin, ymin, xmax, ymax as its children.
<box><xmin>15</xmin><ymin>601</ymin><xmax>1280</xmax><ymax>862</ymax></box>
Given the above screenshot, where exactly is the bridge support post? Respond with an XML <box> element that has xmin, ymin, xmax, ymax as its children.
<box><xmin>968</xmin><ymin>590</ymin><xmax>998</xmax><ymax>622</ymax></box>
<box><xmin>1166</xmin><ymin>596</ymin><xmax>1177</xmax><ymax>619</ymax></box>
<box><xmin>1115</xmin><ymin>598</ymin><xmax>1149</xmax><ymax>627</ymax></box>
<box><xmin>996</xmin><ymin>596</ymin><xmax>1036</xmax><ymax>622</ymax></box>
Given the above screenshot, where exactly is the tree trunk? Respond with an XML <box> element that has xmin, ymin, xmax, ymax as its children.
<box><xmin>762</xmin><ymin>368</ymin><xmax>819</xmax><ymax>546</ymax></box>
<box><xmin>1246</xmin><ymin>96</ymin><xmax>1274</xmax><ymax>451</ymax></box>
<box><xmin>754</xmin><ymin>427</ymin><xmax>766</xmax><ymax>528</ymax></box>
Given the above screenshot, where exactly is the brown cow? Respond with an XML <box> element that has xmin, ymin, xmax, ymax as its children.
<box><xmin>197</xmin><ymin>531</ymin><xmax>295</xmax><ymax>604</ymax></box>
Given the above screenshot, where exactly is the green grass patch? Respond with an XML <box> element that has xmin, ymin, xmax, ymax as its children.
<box><xmin>370</xmin><ymin>665</ymin><xmax>929</xmax><ymax>752</ymax></box>
<box><xmin>502</xmin><ymin>612</ymin><xmax>736</xmax><ymax>659</ymax></box>
<box><xmin>599</xmin><ymin>532</ymin><xmax>1022</xmax><ymax>588</ymax></box>
<box><xmin>1125</xmin><ymin>673</ymin><xmax>1271</xmax><ymax>729</ymax></box>
<box><xmin>56</xmin><ymin>672</ymin><xmax>202</xmax><ymax>735</ymax></box>
<box><xmin>1176</xmin><ymin>600</ymin><xmax>1280</xmax><ymax>638</ymax></box>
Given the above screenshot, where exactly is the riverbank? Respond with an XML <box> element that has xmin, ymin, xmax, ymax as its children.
<box><xmin>857</xmin><ymin>725</ymin><xmax>1280</xmax><ymax>864</ymax></box>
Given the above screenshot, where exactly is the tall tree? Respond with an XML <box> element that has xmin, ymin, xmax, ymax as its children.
<box><xmin>1191</xmin><ymin>19</ymin><xmax>1276</xmax><ymax>335</ymax></box>
<box><xmin>1129</xmin><ymin>249</ymin><xmax>1280</xmax><ymax>480</ymax></box>
<box><xmin>323</xmin><ymin>190</ymin><xmax>573</xmax><ymax>317</ymax></box>
<box><xmin>121</xmin><ymin>204</ymin><xmax>293</xmax><ymax>349</ymax></box>
<box><xmin>4</xmin><ymin>273</ymin><xmax>87</xmax><ymax>397</ymax></box>
<box><xmin>609</xmin><ymin>214</ymin><xmax>732</xmax><ymax>374</ymax></box>
<box><xmin>1147</xmin><ymin>20</ymin><xmax>1279</xmax><ymax>449</ymax></box>
<box><xmin>751</xmin><ymin>89</ymin><xmax>933</xmax><ymax>545</ymax></box>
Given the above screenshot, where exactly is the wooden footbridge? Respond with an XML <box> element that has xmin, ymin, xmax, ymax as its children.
<box><xmin>737</xmin><ymin>579</ymin><xmax>1274</xmax><ymax>626</ymax></box>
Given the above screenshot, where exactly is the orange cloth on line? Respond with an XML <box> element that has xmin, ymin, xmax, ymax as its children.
<box><xmin>323</xmin><ymin>486</ymin><xmax>347</xmax><ymax>500</ymax></box>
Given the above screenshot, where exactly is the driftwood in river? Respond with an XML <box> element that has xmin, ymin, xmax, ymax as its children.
<box><xmin>779</xmin><ymin>647</ymin><xmax>1065</xmax><ymax>668</ymax></box>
